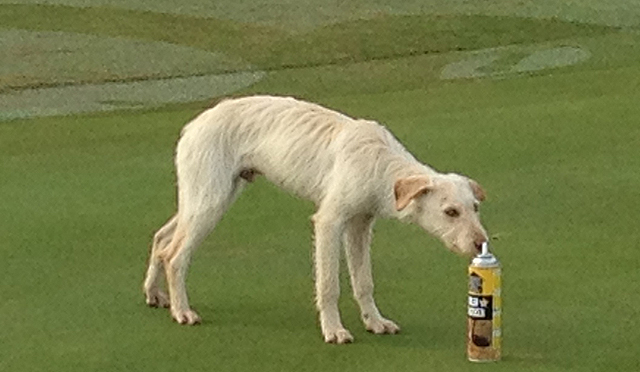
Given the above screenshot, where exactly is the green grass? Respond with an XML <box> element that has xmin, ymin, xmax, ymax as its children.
<box><xmin>1</xmin><ymin>1</ymin><xmax>639</xmax><ymax>372</ymax></box>
<box><xmin>0</xmin><ymin>4</ymin><xmax>617</xmax><ymax>89</ymax></box>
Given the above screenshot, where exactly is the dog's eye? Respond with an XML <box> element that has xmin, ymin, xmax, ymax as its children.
<box><xmin>445</xmin><ymin>208</ymin><xmax>460</xmax><ymax>218</ymax></box>
<box><xmin>473</xmin><ymin>203</ymin><xmax>480</xmax><ymax>213</ymax></box>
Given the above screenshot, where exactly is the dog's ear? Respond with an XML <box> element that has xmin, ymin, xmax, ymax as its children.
<box><xmin>468</xmin><ymin>179</ymin><xmax>486</xmax><ymax>202</ymax></box>
<box><xmin>394</xmin><ymin>175</ymin><xmax>433</xmax><ymax>211</ymax></box>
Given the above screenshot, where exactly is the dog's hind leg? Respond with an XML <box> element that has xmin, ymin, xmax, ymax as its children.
<box><xmin>143</xmin><ymin>214</ymin><xmax>177</xmax><ymax>308</ymax></box>
<box><xmin>161</xmin><ymin>178</ymin><xmax>246</xmax><ymax>325</ymax></box>
<box><xmin>343</xmin><ymin>214</ymin><xmax>400</xmax><ymax>335</ymax></box>
<box><xmin>161</xmin><ymin>209</ymin><xmax>225</xmax><ymax>324</ymax></box>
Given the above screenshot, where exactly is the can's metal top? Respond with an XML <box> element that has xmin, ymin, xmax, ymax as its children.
<box><xmin>471</xmin><ymin>242</ymin><xmax>500</xmax><ymax>268</ymax></box>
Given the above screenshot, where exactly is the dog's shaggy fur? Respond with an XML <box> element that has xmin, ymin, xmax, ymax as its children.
<box><xmin>143</xmin><ymin>95</ymin><xmax>488</xmax><ymax>343</ymax></box>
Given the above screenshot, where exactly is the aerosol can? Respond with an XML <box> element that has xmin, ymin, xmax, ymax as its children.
<box><xmin>467</xmin><ymin>242</ymin><xmax>502</xmax><ymax>362</ymax></box>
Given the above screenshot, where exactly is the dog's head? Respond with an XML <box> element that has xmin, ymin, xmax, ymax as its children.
<box><xmin>394</xmin><ymin>173</ymin><xmax>488</xmax><ymax>257</ymax></box>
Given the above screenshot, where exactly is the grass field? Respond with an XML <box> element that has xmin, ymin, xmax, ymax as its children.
<box><xmin>1</xmin><ymin>1</ymin><xmax>639</xmax><ymax>371</ymax></box>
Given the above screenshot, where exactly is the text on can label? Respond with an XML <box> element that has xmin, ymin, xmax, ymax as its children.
<box><xmin>468</xmin><ymin>295</ymin><xmax>493</xmax><ymax>320</ymax></box>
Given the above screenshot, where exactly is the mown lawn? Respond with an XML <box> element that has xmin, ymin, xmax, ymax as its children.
<box><xmin>1</xmin><ymin>1</ymin><xmax>638</xmax><ymax>371</ymax></box>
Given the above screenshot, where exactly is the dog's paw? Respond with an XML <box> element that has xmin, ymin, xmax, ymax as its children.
<box><xmin>364</xmin><ymin>317</ymin><xmax>401</xmax><ymax>335</ymax></box>
<box><xmin>323</xmin><ymin>328</ymin><xmax>354</xmax><ymax>344</ymax></box>
<box><xmin>172</xmin><ymin>309</ymin><xmax>202</xmax><ymax>325</ymax></box>
<box><xmin>145</xmin><ymin>290</ymin><xmax>170</xmax><ymax>308</ymax></box>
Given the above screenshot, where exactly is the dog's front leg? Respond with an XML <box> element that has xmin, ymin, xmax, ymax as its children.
<box><xmin>313</xmin><ymin>211</ymin><xmax>353</xmax><ymax>344</ymax></box>
<box><xmin>344</xmin><ymin>215</ymin><xmax>400</xmax><ymax>335</ymax></box>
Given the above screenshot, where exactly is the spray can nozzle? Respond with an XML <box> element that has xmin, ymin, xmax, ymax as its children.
<box><xmin>472</xmin><ymin>242</ymin><xmax>498</xmax><ymax>267</ymax></box>
<box><xmin>481</xmin><ymin>241</ymin><xmax>489</xmax><ymax>256</ymax></box>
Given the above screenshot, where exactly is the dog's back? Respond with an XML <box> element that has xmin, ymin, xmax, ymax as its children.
<box><xmin>177</xmin><ymin>96</ymin><xmax>419</xmax><ymax>206</ymax></box>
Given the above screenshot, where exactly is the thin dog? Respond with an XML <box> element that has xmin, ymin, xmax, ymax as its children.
<box><xmin>143</xmin><ymin>95</ymin><xmax>488</xmax><ymax>344</ymax></box>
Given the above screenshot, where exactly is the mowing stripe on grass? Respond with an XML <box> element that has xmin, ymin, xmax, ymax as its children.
<box><xmin>441</xmin><ymin>45</ymin><xmax>591</xmax><ymax>80</ymax></box>
<box><xmin>0</xmin><ymin>29</ymin><xmax>253</xmax><ymax>90</ymax></box>
<box><xmin>0</xmin><ymin>29</ymin><xmax>265</xmax><ymax>120</ymax></box>
<box><xmin>0</xmin><ymin>71</ymin><xmax>265</xmax><ymax>120</ymax></box>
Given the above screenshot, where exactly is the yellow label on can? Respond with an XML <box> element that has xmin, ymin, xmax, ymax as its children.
<box><xmin>467</xmin><ymin>266</ymin><xmax>502</xmax><ymax>361</ymax></box>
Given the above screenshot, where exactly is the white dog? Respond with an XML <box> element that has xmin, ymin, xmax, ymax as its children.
<box><xmin>143</xmin><ymin>95</ymin><xmax>488</xmax><ymax>344</ymax></box>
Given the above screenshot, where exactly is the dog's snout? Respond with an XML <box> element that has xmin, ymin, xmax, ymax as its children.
<box><xmin>472</xmin><ymin>228</ymin><xmax>489</xmax><ymax>253</ymax></box>
<box><xmin>474</xmin><ymin>241</ymin><xmax>484</xmax><ymax>253</ymax></box>
<box><xmin>474</xmin><ymin>236</ymin><xmax>488</xmax><ymax>253</ymax></box>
